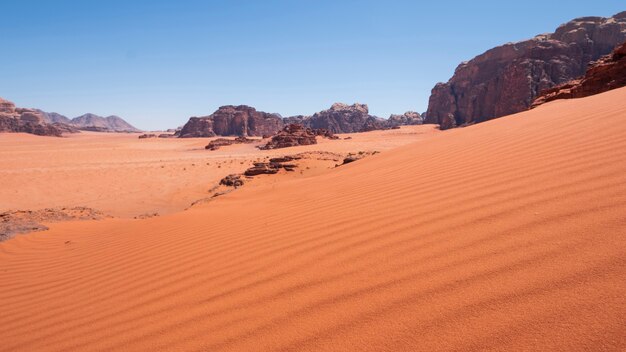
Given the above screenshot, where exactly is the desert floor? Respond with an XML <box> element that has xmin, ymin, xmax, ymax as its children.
<box><xmin>0</xmin><ymin>88</ymin><xmax>625</xmax><ymax>351</ymax></box>
<box><xmin>0</xmin><ymin>125</ymin><xmax>437</xmax><ymax>218</ymax></box>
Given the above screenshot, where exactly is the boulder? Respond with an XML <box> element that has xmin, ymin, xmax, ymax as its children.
<box><xmin>219</xmin><ymin>174</ymin><xmax>244</xmax><ymax>188</ymax></box>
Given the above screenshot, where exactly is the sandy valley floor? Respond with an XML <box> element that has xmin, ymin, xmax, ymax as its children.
<box><xmin>0</xmin><ymin>89</ymin><xmax>625</xmax><ymax>351</ymax></box>
<box><xmin>0</xmin><ymin>125</ymin><xmax>438</xmax><ymax>218</ymax></box>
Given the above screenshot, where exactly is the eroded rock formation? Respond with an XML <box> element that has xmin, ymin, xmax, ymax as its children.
<box><xmin>532</xmin><ymin>41</ymin><xmax>626</xmax><ymax>107</ymax></box>
<box><xmin>305</xmin><ymin>103</ymin><xmax>386</xmax><ymax>133</ymax></box>
<box><xmin>426</xmin><ymin>12</ymin><xmax>626</xmax><ymax>129</ymax></box>
<box><xmin>178</xmin><ymin>117</ymin><xmax>216</xmax><ymax>137</ymax></box>
<box><xmin>219</xmin><ymin>174</ymin><xmax>244</xmax><ymax>188</ymax></box>
<box><xmin>205</xmin><ymin>136</ymin><xmax>255</xmax><ymax>150</ymax></box>
<box><xmin>180</xmin><ymin>103</ymin><xmax>427</xmax><ymax>137</ymax></box>
<box><xmin>387</xmin><ymin>111</ymin><xmax>423</xmax><ymax>127</ymax></box>
<box><xmin>0</xmin><ymin>97</ymin><xmax>76</xmax><ymax>136</ymax></box>
<box><xmin>179</xmin><ymin>105</ymin><xmax>283</xmax><ymax>138</ymax></box>
<box><xmin>259</xmin><ymin>124</ymin><xmax>317</xmax><ymax>150</ymax></box>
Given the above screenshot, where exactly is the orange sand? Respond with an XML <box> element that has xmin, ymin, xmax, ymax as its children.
<box><xmin>0</xmin><ymin>126</ymin><xmax>435</xmax><ymax>217</ymax></box>
<box><xmin>1</xmin><ymin>88</ymin><xmax>625</xmax><ymax>351</ymax></box>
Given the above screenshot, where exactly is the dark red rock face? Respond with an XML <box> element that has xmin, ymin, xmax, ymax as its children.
<box><xmin>426</xmin><ymin>12</ymin><xmax>626</xmax><ymax>129</ymax></box>
<box><xmin>305</xmin><ymin>103</ymin><xmax>385</xmax><ymax>133</ymax></box>
<box><xmin>212</xmin><ymin>105</ymin><xmax>283</xmax><ymax>137</ymax></box>
<box><xmin>178</xmin><ymin>117</ymin><xmax>216</xmax><ymax>138</ymax></box>
<box><xmin>532</xmin><ymin>41</ymin><xmax>626</xmax><ymax>107</ymax></box>
<box><xmin>179</xmin><ymin>105</ymin><xmax>283</xmax><ymax>138</ymax></box>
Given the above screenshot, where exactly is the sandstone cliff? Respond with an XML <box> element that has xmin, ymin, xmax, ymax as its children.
<box><xmin>532</xmin><ymin>41</ymin><xmax>626</xmax><ymax>107</ymax></box>
<box><xmin>180</xmin><ymin>103</ymin><xmax>425</xmax><ymax>137</ymax></box>
<box><xmin>426</xmin><ymin>12</ymin><xmax>626</xmax><ymax>129</ymax></box>
<box><xmin>179</xmin><ymin>105</ymin><xmax>283</xmax><ymax>138</ymax></box>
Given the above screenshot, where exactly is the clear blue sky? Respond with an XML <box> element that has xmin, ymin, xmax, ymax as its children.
<box><xmin>1</xmin><ymin>1</ymin><xmax>623</xmax><ymax>130</ymax></box>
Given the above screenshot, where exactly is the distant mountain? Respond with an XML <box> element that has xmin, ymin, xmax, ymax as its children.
<box><xmin>70</xmin><ymin>113</ymin><xmax>140</xmax><ymax>132</ymax></box>
<box><xmin>36</xmin><ymin>110</ymin><xmax>71</xmax><ymax>125</ymax></box>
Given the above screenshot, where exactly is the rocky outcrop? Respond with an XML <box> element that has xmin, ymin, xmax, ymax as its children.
<box><xmin>244</xmin><ymin>162</ymin><xmax>280</xmax><ymax>176</ymax></box>
<box><xmin>181</xmin><ymin>103</ymin><xmax>425</xmax><ymax>137</ymax></box>
<box><xmin>211</xmin><ymin>105</ymin><xmax>283</xmax><ymax>136</ymax></box>
<box><xmin>70</xmin><ymin>113</ymin><xmax>140</xmax><ymax>132</ymax></box>
<box><xmin>304</xmin><ymin>103</ymin><xmax>386</xmax><ymax>133</ymax></box>
<box><xmin>219</xmin><ymin>174</ymin><xmax>244</xmax><ymax>187</ymax></box>
<box><xmin>244</xmin><ymin>160</ymin><xmax>298</xmax><ymax>176</ymax></box>
<box><xmin>312</xmin><ymin>128</ymin><xmax>339</xmax><ymax>139</ymax></box>
<box><xmin>387</xmin><ymin>111</ymin><xmax>423</xmax><ymax>127</ymax></box>
<box><xmin>1</xmin><ymin>207</ymin><xmax>106</xmax><ymax>241</ymax></box>
<box><xmin>205</xmin><ymin>136</ymin><xmax>255</xmax><ymax>150</ymax></box>
<box><xmin>178</xmin><ymin>117</ymin><xmax>216</xmax><ymax>137</ymax></box>
<box><xmin>285</xmin><ymin>103</ymin><xmax>420</xmax><ymax>133</ymax></box>
<box><xmin>179</xmin><ymin>105</ymin><xmax>283</xmax><ymax>138</ymax></box>
<box><xmin>532</xmin><ymin>41</ymin><xmax>626</xmax><ymax>107</ymax></box>
<box><xmin>426</xmin><ymin>12</ymin><xmax>626</xmax><ymax>129</ymax></box>
<box><xmin>0</xmin><ymin>97</ymin><xmax>76</xmax><ymax>136</ymax></box>
<box><xmin>259</xmin><ymin>124</ymin><xmax>317</xmax><ymax>150</ymax></box>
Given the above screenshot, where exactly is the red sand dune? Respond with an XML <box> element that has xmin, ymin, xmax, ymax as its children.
<box><xmin>1</xmin><ymin>88</ymin><xmax>625</xmax><ymax>351</ymax></box>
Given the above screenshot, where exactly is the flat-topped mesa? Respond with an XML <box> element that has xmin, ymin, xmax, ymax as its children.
<box><xmin>426</xmin><ymin>12</ymin><xmax>626</xmax><ymax>129</ymax></box>
<box><xmin>304</xmin><ymin>102</ymin><xmax>386</xmax><ymax>133</ymax></box>
<box><xmin>179</xmin><ymin>105</ymin><xmax>284</xmax><ymax>138</ymax></box>
<box><xmin>532</xmin><ymin>41</ymin><xmax>626</xmax><ymax>107</ymax></box>
<box><xmin>0</xmin><ymin>97</ymin><xmax>76</xmax><ymax>136</ymax></box>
